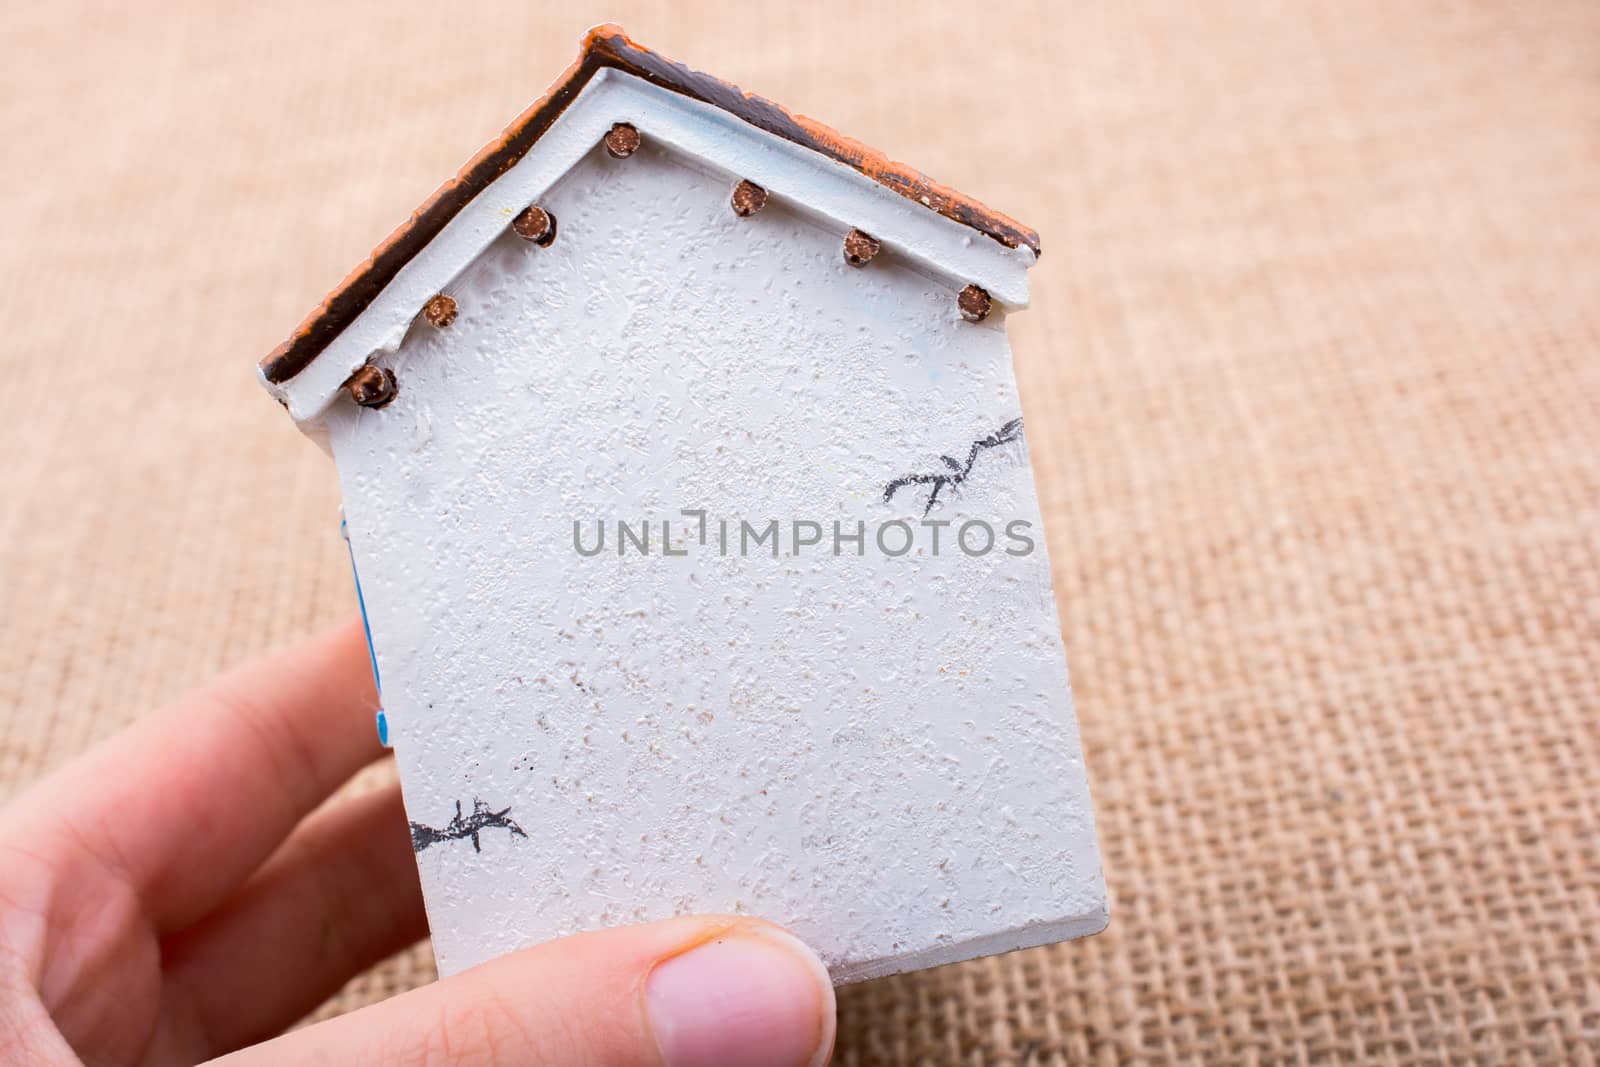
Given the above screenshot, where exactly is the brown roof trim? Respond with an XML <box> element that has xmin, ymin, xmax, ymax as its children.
<box><xmin>261</xmin><ymin>25</ymin><xmax>1041</xmax><ymax>384</ymax></box>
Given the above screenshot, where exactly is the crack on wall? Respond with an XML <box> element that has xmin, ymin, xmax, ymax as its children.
<box><xmin>883</xmin><ymin>417</ymin><xmax>1024</xmax><ymax>516</ymax></box>
<box><xmin>411</xmin><ymin>798</ymin><xmax>529</xmax><ymax>854</ymax></box>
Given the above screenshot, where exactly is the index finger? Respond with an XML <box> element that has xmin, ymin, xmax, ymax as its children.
<box><xmin>9</xmin><ymin>616</ymin><xmax>385</xmax><ymax>931</ymax></box>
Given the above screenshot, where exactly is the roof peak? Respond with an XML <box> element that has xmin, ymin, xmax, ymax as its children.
<box><xmin>261</xmin><ymin>25</ymin><xmax>1039</xmax><ymax>386</ymax></box>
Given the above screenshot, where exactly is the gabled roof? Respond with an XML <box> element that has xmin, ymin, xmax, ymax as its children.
<box><xmin>260</xmin><ymin>25</ymin><xmax>1040</xmax><ymax>401</ymax></box>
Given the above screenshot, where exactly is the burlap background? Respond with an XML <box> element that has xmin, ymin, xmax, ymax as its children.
<box><xmin>3</xmin><ymin>1</ymin><xmax>1596</xmax><ymax>1063</ymax></box>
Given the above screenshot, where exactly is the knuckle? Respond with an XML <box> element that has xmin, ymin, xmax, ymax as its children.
<box><xmin>395</xmin><ymin>987</ymin><xmax>537</xmax><ymax>1067</ymax></box>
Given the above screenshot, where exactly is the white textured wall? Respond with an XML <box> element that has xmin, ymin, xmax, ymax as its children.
<box><xmin>328</xmin><ymin>138</ymin><xmax>1105</xmax><ymax>981</ymax></box>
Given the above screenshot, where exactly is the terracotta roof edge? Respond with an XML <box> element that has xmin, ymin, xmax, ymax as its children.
<box><xmin>260</xmin><ymin>24</ymin><xmax>1040</xmax><ymax>385</ymax></box>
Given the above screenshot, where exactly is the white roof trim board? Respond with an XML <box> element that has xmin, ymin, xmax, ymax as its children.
<box><xmin>264</xmin><ymin>68</ymin><xmax>1038</xmax><ymax>426</ymax></box>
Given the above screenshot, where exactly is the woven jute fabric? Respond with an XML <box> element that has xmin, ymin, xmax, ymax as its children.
<box><xmin>3</xmin><ymin>2</ymin><xmax>1596</xmax><ymax>1063</ymax></box>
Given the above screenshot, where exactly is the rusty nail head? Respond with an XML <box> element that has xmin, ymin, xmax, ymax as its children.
<box><xmin>605</xmin><ymin>123</ymin><xmax>640</xmax><ymax>158</ymax></box>
<box><xmin>843</xmin><ymin>229</ymin><xmax>880</xmax><ymax>266</ymax></box>
<box><xmin>513</xmin><ymin>205</ymin><xmax>556</xmax><ymax>245</ymax></box>
<box><xmin>731</xmin><ymin>180</ymin><xmax>768</xmax><ymax>218</ymax></box>
<box><xmin>422</xmin><ymin>294</ymin><xmax>457</xmax><ymax>328</ymax></box>
<box><xmin>958</xmin><ymin>284</ymin><xmax>993</xmax><ymax>323</ymax></box>
<box><xmin>347</xmin><ymin>365</ymin><xmax>397</xmax><ymax>408</ymax></box>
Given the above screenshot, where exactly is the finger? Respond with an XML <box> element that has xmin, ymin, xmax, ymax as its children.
<box><xmin>212</xmin><ymin>916</ymin><xmax>836</xmax><ymax>1067</ymax></box>
<box><xmin>14</xmin><ymin>617</ymin><xmax>382</xmax><ymax>930</ymax></box>
<box><xmin>159</xmin><ymin>784</ymin><xmax>426</xmax><ymax>1059</ymax></box>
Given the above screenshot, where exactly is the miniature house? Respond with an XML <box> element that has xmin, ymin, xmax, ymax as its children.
<box><xmin>260</xmin><ymin>26</ymin><xmax>1105</xmax><ymax>982</ymax></box>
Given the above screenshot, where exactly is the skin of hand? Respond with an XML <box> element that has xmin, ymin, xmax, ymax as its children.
<box><xmin>0</xmin><ymin>620</ymin><xmax>836</xmax><ymax>1067</ymax></box>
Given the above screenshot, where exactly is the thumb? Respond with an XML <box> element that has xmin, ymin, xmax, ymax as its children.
<box><xmin>210</xmin><ymin>916</ymin><xmax>836</xmax><ymax>1067</ymax></box>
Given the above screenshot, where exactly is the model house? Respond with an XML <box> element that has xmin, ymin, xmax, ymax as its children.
<box><xmin>259</xmin><ymin>25</ymin><xmax>1105</xmax><ymax>981</ymax></box>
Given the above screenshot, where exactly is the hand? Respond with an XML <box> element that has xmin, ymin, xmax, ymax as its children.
<box><xmin>0</xmin><ymin>620</ymin><xmax>836</xmax><ymax>1066</ymax></box>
